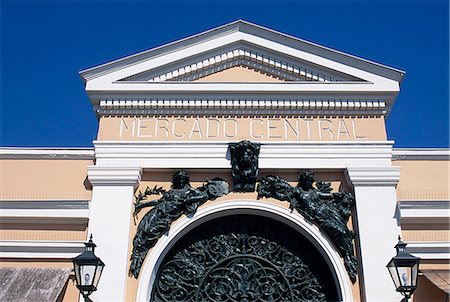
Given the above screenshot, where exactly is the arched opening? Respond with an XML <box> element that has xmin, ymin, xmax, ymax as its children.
<box><xmin>151</xmin><ymin>215</ymin><xmax>339</xmax><ymax>301</ymax></box>
<box><xmin>136</xmin><ymin>201</ymin><xmax>351</xmax><ymax>302</ymax></box>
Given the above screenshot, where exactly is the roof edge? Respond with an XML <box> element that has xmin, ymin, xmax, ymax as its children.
<box><xmin>0</xmin><ymin>147</ymin><xmax>95</xmax><ymax>160</ymax></box>
<box><xmin>392</xmin><ymin>148</ymin><xmax>450</xmax><ymax>160</ymax></box>
<box><xmin>80</xmin><ymin>19</ymin><xmax>405</xmax><ymax>83</ymax></box>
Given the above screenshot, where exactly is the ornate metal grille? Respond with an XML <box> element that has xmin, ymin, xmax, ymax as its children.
<box><xmin>151</xmin><ymin>215</ymin><xmax>338</xmax><ymax>301</ymax></box>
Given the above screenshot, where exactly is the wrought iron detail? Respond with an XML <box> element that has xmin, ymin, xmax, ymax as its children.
<box><xmin>129</xmin><ymin>170</ymin><xmax>229</xmax><ymax>278</ymax></box>
<box><xmin>229</xmin><ymin>140</ymin><xmax>261</xmax><ymax>192</ymax></box>
<box><xmin>257</xmin><ymin>171</ymin><xmax>358</xmax><ymax>283</ymax></box>
<box><xmin>152</xmin><ymin>215</ymin><xmax>338</xmax><ymax>302</ymax></box>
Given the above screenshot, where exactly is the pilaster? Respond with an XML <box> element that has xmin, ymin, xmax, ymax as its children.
<box><xmin>346</xmin><ymin>166</ymin><xmax>403</xmax><ymax>302</ymax></box>
<box><xmin>87</xmin><ymin>166</ymin><xmax>142</xmax><ymax>301</ymax></box>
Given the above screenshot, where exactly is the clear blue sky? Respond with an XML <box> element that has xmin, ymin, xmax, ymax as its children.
<box><xmin>1</xmin><ymin>0</ymin><xmax>448</xmax><ymax>148</ymax></box>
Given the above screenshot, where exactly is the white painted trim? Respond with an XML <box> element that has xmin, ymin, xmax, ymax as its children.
<box><xmin>407</xmin><ymin>242</ymin><xmax>450</xmax><ymax>260</ymax></box>
<box><xmin>135</xmin><ymin>200</ymin><xmax>354</xmax><ymax>302</ymax></box>
<box><xmin>93</xmin><ymin>141</ymin><xmax>395</xmax><ymax>170</ymax></box>
<box><xmin>0</xmin><ymin>200</ymin><xmax>90</xmax><ymax>224</ymax></box>
<box><xmin>0</xmin><ymin>200</ymin><xmax>89</xmax><ymax>209</ymax></box>
<box><xmin>87</xmin><ymin>166</ymin><xmax>142</xmax><ymax>188</ymax></box>
<box><xmin>88</xmin><ymin>184</ymin><xmax>136</xmax><ymax>301</ymax></box>
<box><xmin>83</xmin><ymin>30</ymin><xmax>401</xmax><ymax>112</ymax></box>
<box><xmin>0</xmin><ymin>148</ymin><xmax>94</xmax><ymax>159</ymax></box>
<box><xmin>0</xmin><ymin>241</ymin><xmax>85</xmax><ymax>259</ymax></box>
<box><xmin>96</xmin><ymin>108</ymin><xmax>388</xmax><ymax>117</ymax></box>
<box><xmin>346</xmin><ymin>166</ymin><xmax>401</xmax><ymax>186</ymax></box>
<box><xmin>87</xmin><ymin>81</ymin><xmax>399</xmax><ymax>93</ymax></box>
<box><xmin>399</xmin><ymin>200</ymin><xmax>450</xmax><ymax>224</ymax></box>
<box><xmin>1</xmin><ymin>209</ymin><xmax>89</xmax><ymax>219</ymax></box>
<box><xmin>139</xmin><ymin>47</ymin><xmax>357</xmax><ymax>83</ymax></box>
<box><xmin>98</xmin><ymin>98</ymin><xmax>386</xmax><ymax>112</ymax></box>
<box><xmin>0</xmin><ymin>217</ymin><xmax>88</xmax><ymax>225</ymax></box>
<box><xmin>80</xmin><ymin>20</ymin><xmax>404</xmax><ymax>82</ymax></box>
<box><xmin>82</xmin><ymin>22</ymin><xmax>403</xmax><ymax>117</ymax></box>
<box><xmin>399</xmin><ymin>200</ymin><xmax>450</xmax><ymax>209</ymax></box>
<box><xmin>346</xmin><ymin>174</ymin><xmax>403</xmax><ymax>301</ymax></box>
<box><xmin>392</xmin><ymin>149</ymin><xmax>450</xmax><ymax>160</ymax></box>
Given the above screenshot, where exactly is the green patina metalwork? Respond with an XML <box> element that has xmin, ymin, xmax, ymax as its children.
<box><xmin>229</xmin><ymin>140</ymin><xmax>261</xmax><ymax>192</ymax></box>
<box><xmin>152</xmin><ymin>215</ymin><xmax>338</xmax><ymax>302</ymax></box>
<box><xmin>257</xmin><ymin>171</ymin><xmax>358</xmax><ymax>283</ymax></box>
<box><xmin>129</xmin><ymin>141</ymin><xmax>358</xmax><ymax>292</ymax></box>
<box><xmin>129</xmin><ymin>170</ymin><xmax>230</xmax><ymax>278</ymax></box>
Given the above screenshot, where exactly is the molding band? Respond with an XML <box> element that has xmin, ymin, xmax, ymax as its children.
<box><xmin>406</xmin><ymin>242</ymin><xmax>450</xmax><ymax>260</ymax></box>
<box><xmin>346</xmin><ymin>166</ymin><xmax>401</xmax><ymax>187</ymax></box>
<box><xmin>121</xmin><ymin>47</ymin><xmax>360</xmax><ymax>83</ymax></box>
<box><xmin>0</xmin><ymin>148</ymin><xmax>94</xmax><ymax>160</ymax></box>
<box><xmin>0</xmin><ymin>241</ymin><xmax>86</xmax><ymax>259</ymax></box>
<box><xmin>92</xmin><ymin>141</ymin><xmax>395</xmax><ymax>170</ymax></box>
<box><xmin>97</xmin><ymin>98</ymin><xmax>386</xmax><ymax>113</ymax></box>
<box><xmin>87</xmin><ymin>166</ymin><xmax>142</xmax><ymax>188</ymax></box>
<box><xmin>392</xmin><ymin>149</ymin><xmax>450</xmax><ymax>161</ymax></box>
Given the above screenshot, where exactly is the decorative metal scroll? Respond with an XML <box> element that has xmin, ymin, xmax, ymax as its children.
<box><xmin>229</xmin><ymin>140</ymin><xmax>261</xmax><ymax>192</ymax></box>
<box><xmin>257</xmin><ymin>171</ymin><xmax>358</xmax><ymax>283</ymax></box>
<box><xmin>152</xmin><ymin>215</ymin><xmax>338</xmax><ymax>301</ymax></box>
<box><xmin>129</xmin><ymin>170</ymin><xmax>229</xmax><ymax>278</ymax></box>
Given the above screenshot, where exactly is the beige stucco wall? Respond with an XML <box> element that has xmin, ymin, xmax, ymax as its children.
<box><xmin>0</xmin><ymin>223</ymin><xmax>87</xmax><ymax>241</ymax></box>
<box><xmin>393</xmin><ymin>160</ymin><xmax>450</xmax><ymax>201</ymax></box>
<box><xmin>193</xmin><ymin>65</ymin><xmax>285</xmax><ymax>82</ymax></box>
<box><xmin>0</xmin><ymin>159</ymin><xmax>92</xmax><ymax>200</ymax></box>
<box><xmin>395</xmin><ymin>159</ymin><xmax>449</xmax><ymax>241</ymax></box>
<box><xmin>402</xmin><ymin>229</ymin><xmax>450</xmax><ymax>242</ymax></box>
<box><xmin>413</xmin><ymin>275</ymin><xmax>448</xmax><ymax>302</ymax></box>
<box><xmin>98</xmin><ymin>115</ymin><xmax>387</xmax><ymax>142</ymax></box>
<box><xmin>124</xmin><ymin>169</ymin><xmax>360</xmax><ymax>301</ymax></box>
<box><xmin>0</xmin><ymin>159</ymin><xmax>90</xmax><ymax>241</ymax></box>
<box><xmin>395</xmin><ymin>158</ymin><xmax>450</xmax><ymax>299</ymax></box>
<box><xmin>59</xmin><ymin>275</ymin><xmax>80</xmax><ymax>302</ymax></box>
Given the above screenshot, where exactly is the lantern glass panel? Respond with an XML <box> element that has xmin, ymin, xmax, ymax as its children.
<box><xmin>80</xmin><ymin>264</ymin><xmax>97</xmax><ymax>286</ymax></box>
<box><xmin>73</xmin><ymin>262</ymin><xmax>81</xmax><ymax>286</ymax></box>
<box><xmin>387</xmin><ymin>260</ymin><xmax>401</xmax><ymax>289</ymax></box>
<box><xmin>411</xmin><ymin>262</ymin><xmax>419</xmax><ymax>287</ymax></box>
<box><xmin>93</xmin><ymin>262</ymin><xmax>105</xmax><ymax>288</ymax></box>
<box><xmin>396</xmin><ymin>265</ymin><xmax>412</xmax><ymax>288</ymax></box>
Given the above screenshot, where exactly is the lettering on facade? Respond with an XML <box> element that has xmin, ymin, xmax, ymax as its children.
<box><xmin>119</xmin><ymin>117</ymin><xmax>368</xmax><ymax>141</ymax></box>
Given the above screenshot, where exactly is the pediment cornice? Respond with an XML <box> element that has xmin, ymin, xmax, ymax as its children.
<box><xmin>81</xmin><ymin>20</ymin><xmax>404</xmax><ymax>116</ymax></box>
<box><xmin>119</xmin><ymin>47</ymin><xmax>363</xmax><ymax>83</ymax></box>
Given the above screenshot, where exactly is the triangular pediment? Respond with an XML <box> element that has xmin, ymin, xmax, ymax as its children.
<box><xmin>117</xmin><ymin>46</ymin><xmax>363</xmax><ymax>83</ymax></box>
<box><xmin>80</xmin><ymin>20</ymin><xmax>404</xmax><ymax>114</ymax></box>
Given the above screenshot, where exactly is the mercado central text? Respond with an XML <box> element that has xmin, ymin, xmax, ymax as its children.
<box><xmin>105</xmin><ymin>116</ymin><xmax>386</xmax><ymax>141</ymax></box>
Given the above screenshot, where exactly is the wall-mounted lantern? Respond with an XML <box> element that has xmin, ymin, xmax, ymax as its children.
<box><xmin>72</xmin><ymin>235</ymin><xmax>105</xmax><ymax>301</ymax></box>
<box><xmin>386</xmin><ymin>236</ymin><xmax>420</xmax><ymax>301</ymax></box>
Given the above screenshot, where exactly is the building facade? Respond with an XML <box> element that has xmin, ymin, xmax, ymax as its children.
<box><xmin>1</xmin><ymin>20</ymin><xmax>449</xmax><ymax>301</ymax></box>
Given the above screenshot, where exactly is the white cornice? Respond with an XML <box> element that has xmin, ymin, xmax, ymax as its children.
<box><xmin>406</xmin><ymin>242</ymin><xmax>450</xmax><ymax>260</ymax></box>
<box><xmin>346</xmin><ymin>166</ymin><xmax>401</xmax><ymax>187</ymax></box>
<box><xmin>0</xmin><ymin>200</ymin><xmax>90</xmax><ymax>224</ymax></box>
<box><xmin>87</xmin><ymin>81</ymin><xmax>399</xmax><ymax>93</ymax></box>
<box><xmin>80</xmin><ymin>20</ymin><xmax>404</xmax><ymax>83</ymax></box>
<box><xmin>82</xmin><ymin>21</ymin><xmax>402</xmax><ymax>116</ymax></box>
<box><xmin>0</xmin><ymin>200</ymin><xmax>89</xmax><ymax>209</ymax></box>
<box><xmin>92</xmin><ymin>140</ymin><xmax>395</xmax><ymax>170</ymax></box>
<box><xmin>87</xmin><ymin>166</ymin><xmax>142</xmax><ymax>187</ymax></box>
<box><xmin>95</xmin><ymin>98</ymin><xmax>387</xmax><ymax>116</ymax></box>
<box><xmin>0</xmin><ymin>241</ymin><xmax>86</xmax><ymax>259</ymax></box>
<box><xmin>392</xmin><ymin>149</ymin><xmax>450</xmax><ymax>160</ymax></box>
<box><xmin>399</xmin><ymin>200</ymin><xmax>450</xmax><ymax>225</ymax></box>
<box><xmin>0</xmin><ymin>148</ymin><xmax>94</xmax><ymax>160</ymax></box>
<box><xmin>124</xmin><ymin>47</ymin><xmax>361</xmax><ymax>83</ymax></box>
